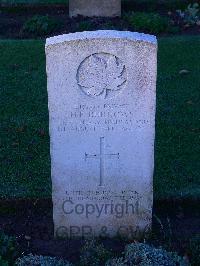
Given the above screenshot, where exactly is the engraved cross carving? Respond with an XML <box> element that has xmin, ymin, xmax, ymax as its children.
<box><xmin>85</xmin><ymin>137</ymin><xmax>120</xmax><ymax>186</ymax></box>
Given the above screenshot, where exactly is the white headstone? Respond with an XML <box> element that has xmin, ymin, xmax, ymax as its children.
<box><xmin>46</xmin><ymin>30</ymin><xmax>157</xmax><ymax>239</ymax></box>
<box><xmin>69</xmin><ymin>0</ymin><xmax>121</xmax><ymax>18</ymax></box>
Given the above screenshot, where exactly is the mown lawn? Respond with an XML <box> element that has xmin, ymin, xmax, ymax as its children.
<box><xmin>0</xmin><ymin>36</ymin><xmax>199</xmax><ymax>200</ymax></box>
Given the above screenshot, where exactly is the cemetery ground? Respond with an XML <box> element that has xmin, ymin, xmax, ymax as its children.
<box><xmin>0</xmin><ymin>36</ymin><xmax>199</xmax><ymax>200</ymax></box>
<box><xmin>0</xmin><ymin>1</ymin><xmax>200</xmax><ymax>265</ymax></box>
<box><xmin>1</xmin><ymin>1</ymin><xmax>200</xmax><ymax>39</ymax></box>
<box><xmin>0</xmin><ymin>36</ymin><xmax>200</xmax><ymax>264</ymax></box>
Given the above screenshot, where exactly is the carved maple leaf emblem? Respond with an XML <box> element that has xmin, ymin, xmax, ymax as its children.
<box><xmin>77</xmin><ymin>54</ymin><xmax>126</xmax><ymax>98</ymax></box>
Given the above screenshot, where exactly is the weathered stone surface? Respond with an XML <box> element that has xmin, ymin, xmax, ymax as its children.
<box><xmin>46</xmin><ymin>30</ymin><xmax>157</xmax><ymax>239</ymax></box>
<box><xmin>69</xmin><ymin>0</ymin><xmax>121</xmax><ymax>17</ymax></box>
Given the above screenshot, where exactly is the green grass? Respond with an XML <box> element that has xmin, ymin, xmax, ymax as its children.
<box><xmin>155</xmin><ymin>36</ymin><xmax>200</xmax><ymax>200</ymax></box>
<box><xmin>0</xmin><ymin>40</ymin><xmax>50</xmax><ymax>198</ymax></box>
<box><xmin>0</xmin><ymin>36</ymin><xmax>199</xmax><ymax>200</ymax></box>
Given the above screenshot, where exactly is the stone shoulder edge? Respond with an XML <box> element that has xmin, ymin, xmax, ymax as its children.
<box><xmin>45</xmin><ymin>30</ymin><xmax>157</xmax><ymax>49</ymax></box>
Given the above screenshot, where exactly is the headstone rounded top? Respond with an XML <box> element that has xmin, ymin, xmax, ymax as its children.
<box><xmin>45</xmin><ymin>30</ymin><xmax>157</xmax><ymax>48</ymax></box>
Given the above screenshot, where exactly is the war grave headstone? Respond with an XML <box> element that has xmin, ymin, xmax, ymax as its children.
<box><xmin>45</xmin><ymin>30</ymin><xmax>157</xmax><ymax>239</ymax></box>
<box><xmin>69</xmin><ymin>0</ymin><xmax>121</xmax><ymax>18</ymax></box>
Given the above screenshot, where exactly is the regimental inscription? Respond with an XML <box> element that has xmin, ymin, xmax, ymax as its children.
<box><xmin>57</xmin><ymin>103</ymin><xmax>150</xmax><ymax>133</ymax></box>
<box><xmin>85</xmin><ymin>137</ymin><xmax>120</xmax><ymax>186</ymax></box>
<box><xmin>77</xmin><ymin>53</ymin><xmax>127</xmax><ymax>99</ymax></box>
